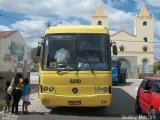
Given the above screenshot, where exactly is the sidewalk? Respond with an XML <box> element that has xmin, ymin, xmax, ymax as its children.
<box><xmin>0</xmin><ymin>84</ymin><xmax>38</xmax><ymax>111</ymax></box>
<box><xmin>0</xmin><ymin>91</ymin><xmax>50</xmax><ymax>115</ymax></box>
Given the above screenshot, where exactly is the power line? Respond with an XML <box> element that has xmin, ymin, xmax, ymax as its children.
<box><xmin>0</xmin><ymin>0</ymin><xmax>23</xmax><ymax>14</ymax></box>
<box><xmin>0</xmin><ymin>1</ymin><xmax>17</xmax><ymax>13</ymax></box>
<box><xmin>1</xmin><ymin>0</ymin><xmax>26</xmax><ymax>14</ymax></box>
<box><xmin>0</xmin><ymin>0</ymin><xmax>56</xmax><ymax>24</ymax></box>
<box><xmin>0</xmin><ymin>13</ymin><xmax>45</xmax><ymax>24</ymax></box>
<box><xmin>0</xmin><ymin>14</ymin><xmax>43</xmax><ymax>34</ymax></box>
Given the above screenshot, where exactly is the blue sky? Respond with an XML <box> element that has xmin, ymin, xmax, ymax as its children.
<box><xmin>0</xmin><ymin>0</ymin><xmax>160</xmax><ymax>57</ymax></box>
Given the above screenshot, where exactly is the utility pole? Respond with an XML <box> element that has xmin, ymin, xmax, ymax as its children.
<box><xmin>46</xmin><ymin>21</ymin><xmax>50</xmax><ymax>28</ymax></box>
<box><xmin>54</xmin><ymin>21</ymin><xmax>62</xmax><ymax>26</ymax></box>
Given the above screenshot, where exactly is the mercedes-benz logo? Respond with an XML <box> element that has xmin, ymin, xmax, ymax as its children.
<box><xmin>72</xmin><ymin>87</ymin><xmax>78</xmax><ymax>94</ymax></box>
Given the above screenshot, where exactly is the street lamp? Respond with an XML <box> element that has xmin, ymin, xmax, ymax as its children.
<box><xmin>46</xmin><ymin>21</ymin><xmax>62</xmax><ymax>28</ymax></box>
<box><xmin>54</xmin><ymin>21</ymin><xmax>62</xmax><ymax>26</ymax></box>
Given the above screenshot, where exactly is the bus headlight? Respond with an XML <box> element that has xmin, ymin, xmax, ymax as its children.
<box><xmin>96</xmin><ymin>87</ymin><xmax>102</xmax><ymax>93</ymax></box>
<box><xmin>95</xmin><ymin>87</ymin><xmax>109</xmax><ymax>93</ymax></box>
<box><xmin>102</xmin><ymin>87</ymin><xmax>109</xmax><ymax>92</ymax></box>
<box><xmin>49</xmin><ymin>87</ymin><xmax>54</xmax><ymax>92</ymax></box>
<box><xmin>43</xmin><ymin>86</ymin><xmax>48</xmax><ymax>92</ymax></box>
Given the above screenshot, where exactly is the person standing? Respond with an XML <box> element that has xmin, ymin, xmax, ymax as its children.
<box><xmin>21</xmin><ymin>78</ymin><xmax>30</xmax><ymax>114</ymax></box>
<box><xmin>12</xmin><ymin>73</ymin><xmax>23</xmax><ymax>114</ymax></box>
<box><xmin>3</xmin><ymin>81</ymin><xmax>12</xmax><ymax>113</ymax></box>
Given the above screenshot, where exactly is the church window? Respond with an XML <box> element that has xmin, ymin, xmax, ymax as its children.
<box><xmin>144</xmin><ymin>37</ymin><xmax>147</xmax><ymax>42</ymax></box>
<box><xmin>120</xmin><ymin>46</ymin><xmax>124</xmax><ymax>51</ymax></box>
<box><xmin>143</xmin><ymin>21</ymin><xmax>147</xmax><ymax>26</ymax></box>
<box><xmin>143</xmin><ymin>46</ymin><xmax>147</xmax><ymax>52</ymax></box>
<box><xmin>98</xmin><ymin>20</ymin><xmax>102</xmax><ymax>25</ymax></box>
<box><xmin>142</xmin><ymin>59</ymin><xmax>148</xmax><ymax>73</ymax></box>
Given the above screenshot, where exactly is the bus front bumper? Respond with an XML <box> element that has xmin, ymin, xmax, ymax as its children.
<box><xmin>40</xmin><ymin>93</ymin><xmax>112</xmax><ymax>107</ymax></box>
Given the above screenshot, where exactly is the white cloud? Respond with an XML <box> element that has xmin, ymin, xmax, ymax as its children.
<box><xmin>107</xmin><ymin>0</ymin><xmax>129</xmax><ymax>7</ymax></box>
<box><xmin>0</xmin><ymin>25</ymin><xmax>12</xmax><ymax>31</ymax></box>
<box><xmin>10</xmin><ymin>17</ymin><xmax>46</xmax><ymax>48</ymax></box>
<box><xmin>8</xmin><ymin>0</ymin><xmax>135</xmax><ymax>47</ymax></box>
<box><xmin>0</xmin><ymin>0</ymin><xmax>135</xmax><ymax>33</ymax></box>
<box><xmin>154</xmin><ymin>38</ymin><xmax>160</xmax><ymax>57</ymax></box>
<box><xmin>154</xmin><ymin>47</ymin><xmax>160</xmax><ymax>57</ymax></box>
<box><xmin>103</xmin><ymin>4</ymin><xmax>135</xmax><ymax>33</ymax></box>
<box><xmin>147</xmin><ymin>0</ymin><xmax>160</xmax><ymax>7</ymax></box>
<box><xmin>155</xmin><ymin>19</ymin><xmax>160</xmax><ymax>37</ymax></box>
<box><xmin>0</xmin><ymin>0</ymin><xmax>103</xmax><ymax>20</ymax></box>
<box><xmin>108</xmin><ymin>10</ymin><xmax>135</xmax><ymax>33</ymax></box>
<box><xmin>10</xmin><ymin>15</ymin><xmax>82</xmax><ymax>48</ymax></box>
<box><xmin>109</xmin><ymin>29</ymin><xmax>117</xmax><ymax>34</ymax></box>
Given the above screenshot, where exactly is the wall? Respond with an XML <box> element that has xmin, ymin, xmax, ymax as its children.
<box><xmin>111</xmin><ymin>30</ymin><xmax>154</xmax><ymax>75</ymax></box>
<box><xmin>91</xmin><ymin>16</ymin><xmax>109</xmax><ymax>28</ymax></box>
<box><xmin>0</xmin><ymin>32</ymin><xmax>31</xmax><ymax>73</ymax></box>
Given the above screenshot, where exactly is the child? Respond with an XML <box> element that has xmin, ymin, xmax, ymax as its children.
<box><xmin>4</xmin><ymin>81</ymin><xmax>12</xmax><ymax>113</ymax></box>
<box><xmin>21</xmin><ymin>78</ymin><xmax>30</xmax><ymax>114</ymax></box>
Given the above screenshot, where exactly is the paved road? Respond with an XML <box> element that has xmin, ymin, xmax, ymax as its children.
<box><xmin>0</xmin><ymin>79</ymin><xmax>144</xmax><ymax>120</ymax></box>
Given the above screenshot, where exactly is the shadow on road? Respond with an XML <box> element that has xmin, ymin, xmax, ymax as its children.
<box><xmin>48</xmin><ymin>88</ymin><xmax>136</xmax><ymax>117</ymax></box>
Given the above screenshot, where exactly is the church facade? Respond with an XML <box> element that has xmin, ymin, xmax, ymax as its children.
<box><xmin>91</xmin><ymin>5</ymin><xmax>154</xmax><ymax>78</ymax></box>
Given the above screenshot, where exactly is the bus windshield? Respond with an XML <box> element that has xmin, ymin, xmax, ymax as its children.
<box><xmin>43</xmin><ymin>34</ymin><xmax>110</xmax><ymax>71</ymax></box>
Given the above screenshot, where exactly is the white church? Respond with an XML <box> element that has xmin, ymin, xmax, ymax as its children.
<box><xmin>91</xmin><ymin>5</ymin><xmax>154</xmax><ymax>78</ymax></box>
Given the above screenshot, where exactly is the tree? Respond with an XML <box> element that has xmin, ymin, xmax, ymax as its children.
<box><xmin>154</xmin><ymin>64</ymin><xmax>160</xmax><ymax>71</ymax></box>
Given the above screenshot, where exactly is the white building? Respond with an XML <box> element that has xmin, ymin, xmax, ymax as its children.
<box><xmin>0</xmin><ymin>31</ymin><xmax>31</xmax><ymax>79</ymax></box>
<box><xmin>91</xmin><ymin>5</ymin><xmax>154</xmax><ymax>78</ymax></box>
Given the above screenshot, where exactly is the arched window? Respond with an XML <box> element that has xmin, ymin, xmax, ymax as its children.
<box><xmin>143</xmin><ymin>46</ymin><xmax>148</xmax><ymax>52</ymax></box>
<box><xmin>144</xmin><ymin>37</ymin><xmax>147</xmax><ymax>42</ymax></box>
<box><xmin>98</xmin><ymin>20</ymin><xmax>102</xmax><ymax>25</ymax></box>
<box><xmin>120</xmin><ymin>46</ymin><xmax>124</xmax><ymax>51</ymax></box>
<box><xmin>142</xmin><ymin>59</ymin><xmax>148</xmax><ymax>73</ymax></box>
<box><xmin>143</xmin><ymin>21</ymin><xmax>147</xmax><ymax>26</ymax></box>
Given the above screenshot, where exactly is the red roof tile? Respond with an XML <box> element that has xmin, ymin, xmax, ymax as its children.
<box><xmin>0</xmin><ymin>31</ymin><xmax>16</xmax><ymax>40</ymax></box>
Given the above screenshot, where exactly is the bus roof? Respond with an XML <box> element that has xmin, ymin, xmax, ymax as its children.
<box><xmin>45</xmin><ymin>25</ymin><xmax>109</xmax><ymax>35</ymax></box>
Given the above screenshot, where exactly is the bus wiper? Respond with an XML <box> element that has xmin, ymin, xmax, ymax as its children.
<box><xmin>88</xmin><ymin>63</ymin><xmax>95</xmax><ymax>74</ymax></box>
<box><xmin>56</xmin><ymin>67</ymin><xmax>66</xmax><ymax>73</ymax></box>
<box><xmin>90</xmin><ymin>67</ymin><xmax>95</xmax><ymax>74</ymax></box>
<box><xmin>76</xmin><ymin>64</ymin><xmax>79</xmax><ymax>75</ymax></box>
<box><xmin>56</xmin><ymin>64</ymin><xmax>67</xmax><ymax>73</ymax></box>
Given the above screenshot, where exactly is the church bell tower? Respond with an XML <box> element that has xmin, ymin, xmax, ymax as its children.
<box><xmin>91</xmin><ymin>4</ymin><xmax>109</xmax><ymax>28</ymax></box>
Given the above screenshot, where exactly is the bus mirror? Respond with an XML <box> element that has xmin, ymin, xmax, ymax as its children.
<box><xmin>112</xmin><ymin>43</ymin><xmax>117</xmax><ymax>55</ymax></box>
<box><xmin>36</xmin><ymin>43</ymin><xmax>41</xmax><ymax>56</ymax></box>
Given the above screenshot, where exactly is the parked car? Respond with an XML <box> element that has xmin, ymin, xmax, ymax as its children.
<box><xmin>135</xmin><ymin>77</ymin><xmax>160</xmax><ymax>119</ymax></box>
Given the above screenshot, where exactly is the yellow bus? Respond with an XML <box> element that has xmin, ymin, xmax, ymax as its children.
<box><xmin>37</xmin><ymin>25</ymin><xmax>117</xmax><ymax>107</ymax></box>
